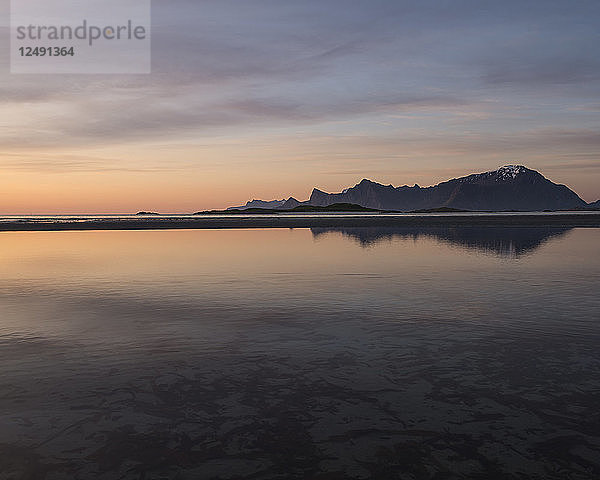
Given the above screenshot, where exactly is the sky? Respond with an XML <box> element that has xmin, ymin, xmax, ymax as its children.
<box><xmin>1</xmin><ymin>0</ymin><xmax>599</xmax><ymax>213</ymax></box>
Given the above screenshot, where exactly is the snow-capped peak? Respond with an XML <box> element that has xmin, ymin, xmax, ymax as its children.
<box><xmin>497</xmin><ymin>165</ymin><xmax>526</xmax><ymax>179</ymax></box>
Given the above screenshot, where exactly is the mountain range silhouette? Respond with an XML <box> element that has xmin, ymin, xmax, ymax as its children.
<box><xmin>230</xmin><ymin>166</ymin><xmax>596</xmax><ymax>212</ymax></box>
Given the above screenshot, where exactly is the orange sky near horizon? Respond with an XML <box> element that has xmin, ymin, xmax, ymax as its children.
<box><xmin>1</xmin><ymin>145</ymin><xmax>599</xmax><ymax>214</ymax></box>
<box><xmin>1</xmin><ymin>133</ymin><xmax>599</xmax><ymax>214</ymax></box>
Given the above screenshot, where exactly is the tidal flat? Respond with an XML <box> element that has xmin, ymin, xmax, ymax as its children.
<box><xmin>0</xmin><ymin>227</ymin><xmax>599</xmax><ymax>479</ymax></box>
<box><xmin>0</xmin><ymin>212</ymin><xmax>600</xmax><ymax>231</ymax></box>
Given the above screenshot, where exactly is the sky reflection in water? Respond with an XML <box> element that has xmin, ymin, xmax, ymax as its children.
<box><xmin>0</xmin><ymin>227</ymin><xmax>599</xmax><ymax>479</ymax></box>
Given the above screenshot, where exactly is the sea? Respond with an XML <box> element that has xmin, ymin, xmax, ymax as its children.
<box><xmin>0</xmin><ymin>225</ymin><xmax>599</xmax><ymax>479</ymax></box>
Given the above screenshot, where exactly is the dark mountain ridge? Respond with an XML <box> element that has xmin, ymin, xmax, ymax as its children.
<box><xmin>231</xmin><ymin>165</ymin><xmax>589</xmax><ymax>212</ymax></box>
<box><xmin>308</xmin><ymin>166</ymin><xmax>586</xmax><ymax>211</ymax></box>
<box><xmin>227</xmin><ymin>199</ymin><xmax>286</xmax><ymax>210</ymax></box>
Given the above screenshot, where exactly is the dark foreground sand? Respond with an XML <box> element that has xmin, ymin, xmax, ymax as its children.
<box><xmin>1</xmin><ymin>213</ymin><xmax>600</xmax><ymax>231</ymax></box>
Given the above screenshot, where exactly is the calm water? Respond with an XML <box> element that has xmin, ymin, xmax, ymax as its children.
<box><xmin>0</xmin><ymin>227</ymin><xmax>599</xmax><ymax>479</ymax></box>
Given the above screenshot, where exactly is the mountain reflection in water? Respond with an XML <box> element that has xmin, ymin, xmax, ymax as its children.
<box><xmin>311</xmin><ymin>226</ymin><xmax>573</xmax><ymax>257</ymax></box>
<box><xmin>0</xmin><ymin>228</ymin><xmax>598</xmax><ymax>479</ymax></box>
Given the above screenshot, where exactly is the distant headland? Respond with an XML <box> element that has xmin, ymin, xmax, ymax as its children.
<box><xmin>226</xmin><ymin>165</ymin><xmax>599</xmax><ymax>213</ymax></box>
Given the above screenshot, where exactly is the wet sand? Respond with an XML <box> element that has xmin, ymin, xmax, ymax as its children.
<box><xmin>1</xmin><ymin>213</ymin><xmax>600</xmax><ymax>231</ymax></box>
<box><xmin>1</xmin><ymin>228</ymin><xmax>599</xmax><ymax>479</ymax></box>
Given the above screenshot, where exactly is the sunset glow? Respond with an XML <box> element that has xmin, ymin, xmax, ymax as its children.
<box><xmin>2</xmin><ymin>1</ymin><xmax>599</xmax><ymax>213</ymax></box>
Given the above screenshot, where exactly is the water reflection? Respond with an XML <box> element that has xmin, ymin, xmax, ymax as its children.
<box><xmin>0</xmin><ymin>228</ymin><xmax>599</xmax><ymax>479</ymax></box>
<box><xmin>312</xmin><ymin>226</ymin><xmax>573</xmax><ymax>257</ymax></box>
